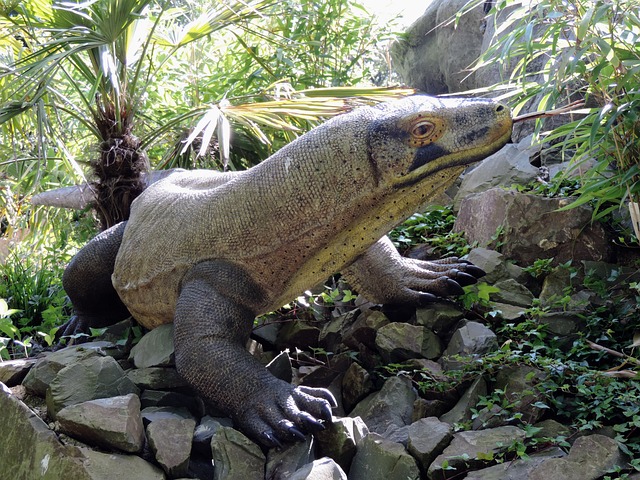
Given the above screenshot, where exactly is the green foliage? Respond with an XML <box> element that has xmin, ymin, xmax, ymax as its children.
<box><xmin>390</xmin><ymin>206</ymin><xmax>473</xmax><ymax>257</ymax></box>
<box><xmin>473</xmin><ymin>0</ymin><xmax>640</xmax><ymax>237</ymax></box>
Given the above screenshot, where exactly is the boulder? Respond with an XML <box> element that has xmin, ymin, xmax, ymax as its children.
<box><xmin>290</xmin><ymin>457</ymin><xmax>347</xmax><ymax>480</ymax></box>
<box><xmin>141</xmin><ymin>405</ymin><xmax>196</xmax><ymax>425</ymax></box>
<box><xmin>441</xmin><ymin>321</ymin><xmax>498</xmax><ymax>362</ymax></box>
<box><xmin>464</xmin><ymin>447</ymin><xmax>566</xmax><ymax>480</ymax></box>
<box><xmin>428</xmin><ymin>426</ymin><xmax>527</xmax><ymax>479</ymax></box>
<box><xmin>491</xmin><ymin>279</ymin><xmax>534</xmax><ymax>307</ymax></box>
<box><xmin>406</xmin><ymin>417</ymin><xmax>453</xmax><ymax>473</ymax></box>
<box><xmin>128</xmin><ymin>323</ymin><xmax>175</xmax><ymax>368</ymax></box>
<box><xmin>56</xmin><ymin>394</ymin><xmax>145</xmax><ymax>453</ymax></box>
<box><xmin>146</xmin><ymin>417</ymin><xmax>196</xmax><ymax>477</ymax></box>
<box><xmin>210</xmin><ymin>421</ymin><xmax>265</xmax><ymax>480</ymax></box>
<box><xmin>375</xmin><ymin>322</ymin><xmax>442</xmax><ymax>362</ymax></box>
<box><xmin>454</xmin><ymin>188</ymin><xmax>612</xmax><ymax>266</ymax></box>
<box><xmin>349</xmin><ymin>376</ymin><xmax>417</xmax><ymax>434</ymax></box>
<box><xmin>414</xmin><ymin>303</ymin><xmax>464</xmax><ymax>334</ymax></box>
<box><xmin>126</xmin><ymin>366</ymin><xmax>189</xmax><ymax>390</ymax></box>
<box><xmin>439</xmin><ymin>376</ymin><xmax>487</xmax><ymax>425</ymax></box>
<box><xmin>494</xmin><ymin>365</ymin><xmax>548</xmax><ymax>423</ymax></box>
<box><xmin>529</xmin><ymin>434</ymin><xmax>628</xmax><ymax>480</ymax></box>
<box><xmin>265</xmin><ymin>436</ymin><xmax>315</xmax><ymax>480</ymax></box>
<box><xmin>0</xmin><ymin>358</ymin><xmax>36</xmax><ymax>387</ymax></box>
<box><xmin>341</xmin><ymin>362</ymin><xmax>374</xmax><ymax>413</ymax></box>
<box><xmin>46</xmin><ymin>355</ymin><xmax>139</xmax><ymax>418</ymax></box>
<box><xmin>349</xmin><ymin>433</ymin><xmax>420</xmax><ymax>480</ymax></box>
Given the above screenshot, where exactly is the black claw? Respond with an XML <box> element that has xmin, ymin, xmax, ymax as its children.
<box><xmin>464</xmin><ymin>265</ymin><xmax>486</xmax><ymax>278</ymax></box>
<box><xmin>454</xmin><ymin>271</ymin><xmax>479</xmax><ymax>287</ymax></box>
<box><xmin>445</xmin><ymin>278</ymin><xmax>465</xmax><ymax>296</ymax></box>
<box><xmin>418</xmin><ymin>292</ymin><xmax>439</xmax><ymax>306</ymax></box>
<box><xmin>261</xmin><ymin>431</ymin><xmax>283</xmax><ymax>449</ymax></box>
<box><xmin>288</xmin><ymin>426</ymin><xmax>306</xmax><ymax>441</ymax></box>
<box><xmin>300</xmin><ymin>415</ymin><xmax>326</xmax><ymax>433</ymax></box>
<box><xmin>319</xmin><ymin>402</ymin><xmax>334</xmax><ymax>423</ymax></box>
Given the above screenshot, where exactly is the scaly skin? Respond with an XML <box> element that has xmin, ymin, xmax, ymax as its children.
<box><xmin>61</xmin><ymin>95</ymin><xmax>512</xmax><ymax>447</ymax></box>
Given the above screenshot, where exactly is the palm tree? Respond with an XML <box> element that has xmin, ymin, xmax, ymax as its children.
<box><xmin>0</xmin><ymin>0</ymin><xmax>411</xmax><ymax>229</ymax></box>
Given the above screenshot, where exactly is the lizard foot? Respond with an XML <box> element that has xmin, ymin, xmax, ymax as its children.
<box><xmin>235</xmin><ymin>383</ymin><xmax>336</xmax><ymax>448</ymax></box>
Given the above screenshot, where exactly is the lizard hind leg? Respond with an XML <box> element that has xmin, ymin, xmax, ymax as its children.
<box><xmin>58</xmin><ymin>222</ymin><xmax>131</xmax><ymax>341</ymax></box>
<box><xmin>174</xmin><ymin>260</ymin><xmax>336</xmax><ymax>448</ymax></box>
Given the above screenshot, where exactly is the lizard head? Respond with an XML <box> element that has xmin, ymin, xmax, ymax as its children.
<box><xmin>367</xmin><ymin>95</ymin><xmax>512</xmax><ymax>188</ymax></box>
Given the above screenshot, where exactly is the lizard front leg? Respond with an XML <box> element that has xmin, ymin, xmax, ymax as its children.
<box><xmin>174</xmin><ymin>260</ymin><xmax>335</xmax><ymax>448</ymax></box>
<box><xmin>341</xmin><ymin>236</ymin><xmax>485</xmax><ymax>305</ymax></box>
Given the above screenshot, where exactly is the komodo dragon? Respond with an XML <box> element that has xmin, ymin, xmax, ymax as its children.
<box><xmin>60</xmin><ymin>95</ymin><xmax>512</xmax><ymax>447</ymax></box>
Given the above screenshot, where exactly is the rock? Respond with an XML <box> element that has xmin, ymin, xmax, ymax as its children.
<box><xmin>290</xmin><ymin>457</ymin><xmax>347</xmax><ymax>480</ymax></box>
<box><xmin>276</xmin><ymin>320</ymin><xmax>320</xmax><ymax>350</ymax></box>
<box><xmin>22</xmin><ymin>345</ymin><xmax>103</xmax><ymax>396</ymax></box>
<box><xmin>537</xmin><ymin>311</ymin><xmax>586</xmax><ymax>338</ymax></box>
<box><xmin>349</xmin><ymin>433</ymin><xmax>420</xmax><ymax>480</ymax></box>
<box><xmin>266</xmin><ymin>436</ymin><xmax>315</xmax><ymax>480</ymax></box>
<box><xmin>490</xmin><ymin>302</ymin><xmax>526</xmax><ymax>321</ymax></box>
<box><xmin>406</xmin><ymin>417</ymin><xmax>453</xmax><ymax>473</ymax></box>
<box><xmin>193</xmin><ymin>415</ymin><xmax>234</xmax><ymax>455</ymax></box>
<box><xmin>375</xmin><ymin>322</ymin><xmax>442</xmax><ymax>362</ymax></box>
<box><xmin>141</xmin><ymin>406</ymin><xmax>196</xmax><ymax>425</ymax></box>
<box><xmin>140</xmin><ymin>389</ymin><xmax>204</xmax><ymax>417</ymax></box>
<box><xmin>265</xmin><ymin>350</ymin><xmax>293</xmax><ymax>383</ymax></box>
<box><xmin>126</xmin><ymin>366</ymin><xmax>189</xmax><ymax>390</ymax></box>
<box><xmin>414</xmin><ymin>304</ymin><xmax>464</xmax><ymax>334</ymax></box>
<box><xmin>463</xmin><ymin>248</ymin><xmax>512</xmax><ymax>284</ymax></box>
<box><xmin>0</xmin><ymin>357</ymin><xmax>36</xmax><ymax>387</ymax></box>
<box><xmin>316</xmin><ymin>417</ymin><xmax>369</xmax><ymax>472</ymax></box>
<box><xmin>454</xmin><ymin>188</ymin><xmax>613</xmax><ymax>266</ymax></box>
<box><xmin>439</xmin><ymin>376</ymin><xmax>487</xmax><ymax>425</ymax></box>
<box><xmin>495</xmin><ymin>365</ymin><xmax>548</xmax><ymax>423</ymax></box>
<box><xmin>0</xmin><ymin>383</ymin><xmax>163</xmax><ymax>479</ymax></box>
<box><xmin>529</xmin><ymin>434</ymin><xmax>628</xmax><ymax>480</ymax></box>
<box><xmin>428</xmin><ymin>426</ymin><xmax>527</xmax><ymax>479</ymax></box>
<box><xmin>441</xmin><ymin>322</ymin><xmax>498</xmax><ymax>360</ymax></box>
<box><xmin>146</xmin><ymin>417</ymin><xmax>196</xmax><ymax>477</ymax></box>
<box><xmin>341</xmin><ymin>363</ymin><xmax>374</xmax><ymax>413</ymax></box>
<box><xmin>46</xmin><ymin>355</ymin><xmax>139</xmax><ymax>418</ymax></box>
<box><xmin>390</xmin><ymin>0</ymin><xmax>485</xmax><ymax>94</ymax></box>
<box><xmin>533</xmin><ymin>419</ymin><xmax>571</xmax><ymax>440</ymax></box>
<box><xmin>412</xmin><ymin>398</ymin><xmax>450</xmax><ymax>420</ymax></box>
<box><xmin>128</xmin><ymin>323</ymin><xmax>175</xmax><ymax>368</ymax></box>
<box><xmin>342</xmin><ymin>309</ymin><xmax>390</xmax><ymax>350</ymax></box>
<box><xmin>539</xmin><ymin>266</ymin><xmax>573</xmax><ymax>307</ymax></box>
<box><xmin>454</xmin><ymin>144</ymin><xmax>539</xmax><ymax>209</ymax></box>
<box><xmin>471</xmin><ymin>404</ymin><xmax>511</xmax><ymax>430</ymax></box>
<box><xmin>349</xmin><ymin>376</ymin><xmax>417</xmax><ymax>434</ymax></box>
<box><xmin>210</xmin><ymin>422</ymin><xmax>265</xmax><ymax>480</ymax></box>
<box><xmin>56</xmin><ymin>394</ymin><xmax>145</xmax><ymax>453</ymax></box>
<box><xmin>319</xmin><ymin>310</ymin><xmax>358</xmax><ymax>351</ymax></box>
<box><xmin>464</xmin><ymin>447</ymin><xmax>566</xmax><ymax>480</ymax></box>
<box><xmin>94</xmin><ymin>317</ymin><xmax>135</xmax><ymax>345</ymax></box>
<box><xmin>491</xmin><ymin>278</ymin><xmax>534</xmax><ymax>307</ymax></box>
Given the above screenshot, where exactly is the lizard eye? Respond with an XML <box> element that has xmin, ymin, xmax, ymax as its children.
<box><xmin>411</xmin><ymin>120</ymin><xmax>435</xmax><ymax>140</ymax></box>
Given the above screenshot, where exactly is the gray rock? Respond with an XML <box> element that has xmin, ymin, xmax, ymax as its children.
<box><xmin>495</xmin><ymin>365</ymin><xmax>548</xmax><ymax>423</ymax></box>
<box><xmin>22</xmin><ymin>346</ymin><xmax>102</xmax><ymax>396</ymax></box>
<box><xmin>464</xmin><ymin>447</ymin><xmax>566</xmax><ymax>480</ymax></box>
<box><xmin>491</xmin><ymin>279</ymin><xmax>534</xmax><ymax>307</ymax></box>
<box><xmin>290</xmin><ymin>457</ymin><xmax>347</xmax><ymax>480</ymax></box>
<box><xmin>375</xmin><ymin>322</ymin><xmax>442</xmax><ymax>362</ymax></box>
<box><xmin>147</xmin><ymin>417</ymin><xmax>196</xmax><ymax>478</ymax></box>
<box><xmin>471</xmin><ymin>404</ymin><xmax>511</xmax><ymax>430</ymax></box>
<box><xmin>315</xmin><ymin>416</ymin><xmax>368</xmax><ymax>472</ymax></box>
<box><xmin>266</xmin><ymin>436</ymin><xmax>315</xmax><ymax>480</ymax></box>
<box><xmin>341</xmin><ymin>363</ymin><xmax>374</xmax><ymax>413</ymax></box>
<box><xmin>94</xmin><ymin>317</ymin><xmax>135</xmax><ymax>345</ymax></box>
<box><xmin>0</xmin><ymin>358</ymin><xmax>36</xmax><ymax>387</ymax></box>
<box><xmin>490</xmin><ymin>302</ymin><xmax>526</xmax><ymax>321</ymax></box>
<box><xmin>412</xmin><ymin>398</ymin><xmax>451</xmax><ymax>421</ymax></box>
<box><xmin>463</xmin><ymin>248</ymin><xmax>512</xmax><ymax>284</ymax></box>
<box><xmin>406</xmin><ymin>417</ymin><xmax>453</xmax><ymax>472</ymax></box>
<box><xmin>454</xmin><ymin>188</ymin><xmax>613</xmax><ymax>266</ymax></box>
<box><xmin>439</xmin><ymin>376</ymin><xmax>487</xmax><ymax>425</ymax></box>
<box><xmin>141</xmin><ymin>406</ymin><xmax>196</xmax><ymax>425</ymax></box>
<box><xmin>0</xmin><ymin>383</ymin><xmax>163</xmax><ymax>480</ymax></box>
<box><xmin>342</xmin><ymin>309</ymin><xmax>390</xmax><ymax>351</ymax></box>
<box><xmin>129</xmin><ymin>323</ymin><xmax>175</xmax><ymax>368</ymax></box>
<box><xmin>349</xmin><ymin>376</ymin><xmax>417</xmax><ymax>434</ymax></box>
<box><xmin>428</xmin><ymin>426</ymin><xmax>527</xmax><ymax>479</ymax></box>
<box><xmin>454</xmin><ymin>144</ymin><xmax>539</xmax><ymax>209</ymax></box>
<box><xmin>537</xmin><ymin>311</ymin><xmax>586</xmax><ymax>337</ymax></box>
<box><xmin>529</xmin><ymin>434</ymin><xmax>628</xmax><ymax>480</ymax></box>
<box><xmin>56</xmin><ymin>394</ymin><xmax>145</xmax><ymax>453</ymax></box>
<box><xmin>349</xmin><ymin>433</ymin><xmax>420</xmax><ymax>480</ymax></box>
<box><xmin>415</xmin><ymin>304</ymin><xmax>464</xmax><ymax>334</ymax></box>
<box><xmin>210</xmin><ymin>423</ymin><xmax>265</xmax><ymax>480</ymax></box>
<box><xmin>126</xmin><ymin>366</ymin><xmax>189</xmax><ymax>390</ymax></box>
<box><xmin>533</xmin><ymin>419</ymin><xmax>571</xmax><ymax>440</ymax></box>
<box><xmin>193</xmin><ymin>415</ymin><xmax>234</xmax><ymax>455</ymax></box>
<box><xmin>140</xmin><ymin>389</ymin><xmax>204</xmax><ymax>417</ymax></box>
<box><xmin>46</xmin><ymin>355</ymin><xmax>139</xmax><ymax>418</ymax></box>
<box><xmin>276</xmin><ymin>320</ymin><xmax>320</xmax><ymax>350</ymax></box>
<box><xmin>265</xmin><ymin>350</ymin><xmax>293</xmax><ymax>383</ymax></box>
<box><xmin>441</xmin><ymin>322</ymin><xmax>498</xmax><ymax>359</ymax></box>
